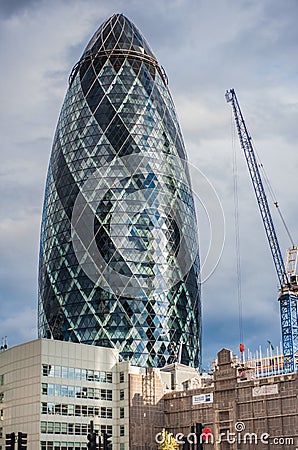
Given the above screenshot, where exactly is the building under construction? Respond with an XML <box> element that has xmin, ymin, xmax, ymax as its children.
<box><xmin>129</xmin><ymin>348</ymin><xmax>298</xmax><ymax>449</ymax></box>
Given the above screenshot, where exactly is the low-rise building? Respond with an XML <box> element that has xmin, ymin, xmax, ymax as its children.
<box><xmin>0</xmin><ymin>339</ymin><xmax>129</xmax><ymax>450</ymax></box>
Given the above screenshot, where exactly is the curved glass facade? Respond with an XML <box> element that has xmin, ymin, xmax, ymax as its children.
<box><xmin>38</xmin><ymin>14</ymin><xmax>201</xmax><ymax>367</ymax></box>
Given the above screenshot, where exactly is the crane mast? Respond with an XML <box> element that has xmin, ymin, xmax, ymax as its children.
<box><xmin>225</xmin><ymin>88</ymin><xmax>298</xmax><ymax>373</ymax></box>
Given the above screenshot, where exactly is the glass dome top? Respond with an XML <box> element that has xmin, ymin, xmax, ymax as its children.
<box><xmin>83</xmin><ymin>14</ymin><xmax>157</xmax><ymax>62</ymax></box>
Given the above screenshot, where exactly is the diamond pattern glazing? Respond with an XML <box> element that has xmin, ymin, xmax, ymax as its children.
<box><xmin>38</xmin><ymin>14</ymin><xmax>201</xmax><ymax>367</ymax></box>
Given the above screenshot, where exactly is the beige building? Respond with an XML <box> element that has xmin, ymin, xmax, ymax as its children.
<box><xmin>0</xmin><ymin>342</ymin><xmax>297</xmax><ymax>449</ymax></box>
<box><xmin>128</xmin><ymin>349</ymin><xmax>298</xmax><ymax>449</ymax></box>
<box><xmin>0</xmin><ymin>339</ymin><xmax>130</xmax><ymax>450</ymax></box>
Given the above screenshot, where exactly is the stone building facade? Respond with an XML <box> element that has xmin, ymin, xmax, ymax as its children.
<box><xmin>129</xmin><ymin>349</ymin><xmax>298</xmax><ymax>449</ymax></box>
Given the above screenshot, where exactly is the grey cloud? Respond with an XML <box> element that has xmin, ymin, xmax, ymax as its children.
<box><xmin>0</xmin><ymin>0</ymin><xmax>41</xmax><ymax>19</ymax></box>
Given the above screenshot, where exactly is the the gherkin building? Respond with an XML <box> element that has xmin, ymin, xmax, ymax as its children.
<box><xmin>38</xmin><ymin>13</ymin><xmax>201</xmax><ymax>368</ymax></box>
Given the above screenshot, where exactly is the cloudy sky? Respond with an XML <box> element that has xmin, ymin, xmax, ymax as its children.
<box><xmin>0</xmin><ymin>0</ymin><xmax>297</xmax><ymax>367</ymax></box>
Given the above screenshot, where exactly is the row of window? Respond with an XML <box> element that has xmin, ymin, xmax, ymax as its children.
<box><xmin>41</xmin><ymin>422</ymin><xmax>112</xmax><ymax>436</ymax></box>
<box><xmin>41</xmin><ymin>402</ymin><xmax>125</xmax><ymax>419</ymax></box>
<box><xmin>40</xmin><ymin>441</ymin><xmax>128</xmax><ymax>450</ymax></box>
<box><xmin>42</xmin><ymin>365</ymin><xmax>114</xmax><ymax>383</ymax></box>
<box><xmin>42</xmin><ymin>384</ymin><xmax>113</xmax><ymax>401</ymax></box>
<box><xmin>41</xmin><ymin>402</ymin><xmax>113</xmax><ymax>419</ymax></box>
<box><xmin>41</xmin><ymin>403</ymin><xmax>113</xmax><ymax>418</ymax></box>
<box><xmin>40</xmin><ymin>441</ymin><xmax>87</xmax><ymax>450</ymax></box>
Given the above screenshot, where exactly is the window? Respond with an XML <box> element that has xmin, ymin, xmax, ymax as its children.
<box><xmin>219</xmin><ymin>411</ymin><xmax>229</xmax><ymax>421</ymax></box>
<box><xmin>87</xmin><ymin>370</ymin><xmax>94</xmax><ymax>381</ymax></box>
<box><xmin>120</xmin><ymin>444</ymin><xmax>125</xmax><ymax>450</ymax></box>
<box><xmin>61</xmin><ymin>385</ymin><xmax>68</xmax><ymax>397</ymax></box>
<box><xmin>54</xmin><ymin>366</ymin><xmax>62</xmax><ymax>378</ymax></box>
<box><xmin>100</xmin><ymin>425</ymin><xmax>112</xmax><ymax>436</ymax></box>
<box><xmin>41</xmin><ymin>403</ymin><xmax>48</xmax><ymax>414</ymax></box>
<box><xmin>120</xmin><ymin>407</ymin><xmax>125</xmax><ymax>419</ymax></box>
<box><xmin>100</xmin><ymin>371</ymin><xmax>106</xmax><ymax>383</ymax></box>
<box><xmin>55</xmin><ymin>385</ymin><xmax>61</xmax><ymax>397</ymax></box>
<box><xmin>48</xmin><ymin>403</ymin><xmax>55</xmax><ymax>414</ymax></box>
<box><xmin>68</xmin><ymin>385</ymin><xmax>75</xmax><ymax>398</ymax></box>
<box><xmin>120</xmin><ymin>389</ymin><xmax>124</xmax><ymax>400</ymax></box>
<box><xmin>106</xmin><ymin>372</ymin><xmax>113</xmax><ymax>383</ymax></box>
<box><xmin>87</xmin><ymin>388</ymin><xmax>94</xmax><ymax>399</ymax></box>
<box><xmin>48</xmin><ymin>384</ymin><xmax>55</xmax><ymax>396</ymax></box>
<box><xmin>42</xmin><ymin>365</ymin><xmax>49</xmax><ymax>376</ymax></box>
<box><xmin>94</xmin><ymin>388</ymin><xmax>100</xmax><ymax>400</ymax></box>
<box><xmin>101</xmin><ymin>407</ymin><xmax>113</xmax><ymax>419</ymax></box>
<box><xmin>101</xmin><ymin>389</ymin><xmax>112</xmax><ymax>401</ymax></box>
<box><xmin>94</xmin><ymin>371</ymin><xmax>99</xmax><ymax>382</ymax></box>
<box><xmin>120</xmin><ymin>425</ymin><xmax>125</xmax><ymax>436</ymax></box>
<box><xmin>75</xmin><ymin>386</ymin><xmax>83</xmax><ymax>398</ymax></box>
<box><xmin>119</xmin><ymin>372</ymin><xmax>124</xmax><ymax>383</ymax></box>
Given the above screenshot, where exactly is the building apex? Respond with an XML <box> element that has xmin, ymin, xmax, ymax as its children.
<box><xmin>82</xmin><ymin>12</ymin><xmax>156</xmax><ymax>62</ymax></box>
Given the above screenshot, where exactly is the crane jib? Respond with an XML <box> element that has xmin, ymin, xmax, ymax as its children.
<box><xmin>225</xmin><ymin>88</ymin><xmax>298</xmax><ymax>373</ymax></box>
<box><xmin>226</xmin><ymin>89</ymin><xmax>287</xmax><ymax>288</ymax></box>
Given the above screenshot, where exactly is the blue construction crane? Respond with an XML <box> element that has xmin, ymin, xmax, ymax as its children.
<box><xmin>225</xmin><ymin>88</ymin><xmax>298</xmax><ymax>373</ymax></box>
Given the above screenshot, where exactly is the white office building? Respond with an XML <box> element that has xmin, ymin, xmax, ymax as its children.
<box><xmin>0</xmin><ymin>339</ymin><xmax>130</xmax><ymax>450</ymax></box>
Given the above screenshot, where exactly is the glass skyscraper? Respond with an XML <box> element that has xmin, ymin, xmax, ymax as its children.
<box><xmin>38</xmin><ymin>14</ymin><xmax>201</xmax><ymax>367</ymax></box>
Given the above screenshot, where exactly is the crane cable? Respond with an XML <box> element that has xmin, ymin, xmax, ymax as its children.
<box><xmin>231</xmin><ymin>110</ymin><xmax>244</xmax><ymax>361</ymax></box>
<box><xmin>252</xmin><ymin>139</ymin><xmax>295</xmax><ymax>247</ymax></box>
